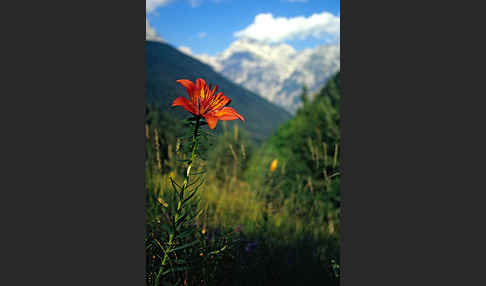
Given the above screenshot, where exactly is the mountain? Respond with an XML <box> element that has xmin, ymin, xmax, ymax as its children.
<box><xmin>146</xmin><ymin>40</ymin><xmax>292</xmax><ymax>143</ymax></box>
<box><xmin>195</xmin><ymin>39</ymin><xmax>340</xmax><ymax>113</ymax></box>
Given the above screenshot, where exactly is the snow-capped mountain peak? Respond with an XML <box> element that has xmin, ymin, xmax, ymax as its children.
<box><xmin>195</xmin><ymin>39</ymin><xmax>340</xmax><ymax>113</ymax></box>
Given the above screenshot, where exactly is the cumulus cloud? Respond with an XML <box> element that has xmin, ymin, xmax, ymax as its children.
<box><xmin>146</xmin><ymin>1</ymin><xmax>170</xmax><ymax>41</ymax></box>
<box><xmin>234</xmin><ymin>11</ymin><xmax>339</xmax><ymax>43</ymax></box>
<box><xmin>147</xmin><ymin>0</ymin><xmax>172</xmax><ymax>13</ymax></box>
<box><xmin>146</xmin><ymin>20</ymin><xmax>164</xmax><ymax>42</ymax></box>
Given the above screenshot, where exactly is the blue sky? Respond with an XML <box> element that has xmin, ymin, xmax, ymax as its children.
<box><xmin>147</xmin><ymin>0</ymin><xmax>340</xmax><ymax>56</ymax></box>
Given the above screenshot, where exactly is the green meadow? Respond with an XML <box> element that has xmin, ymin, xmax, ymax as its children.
<box><xmin>145</xmin><ymin>72</ymin><xmax>341</xmax><ymax>285</ymax></box>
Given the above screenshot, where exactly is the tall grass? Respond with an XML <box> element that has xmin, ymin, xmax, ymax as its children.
<box><xmin>145</xmin><ymin>71</ymin><xmax>341</xmax><ymax>284</ymax></box>
<box><xmin>145</xmin><ymin>117</ymin><xmax>340</xmax><ymax>285</ymax></box>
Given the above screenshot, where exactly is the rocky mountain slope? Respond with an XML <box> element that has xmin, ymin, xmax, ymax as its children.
<box><xmin>195</xmin><ymin>39</ymin><xmax>340</xmax><ymax>113</ymax></box>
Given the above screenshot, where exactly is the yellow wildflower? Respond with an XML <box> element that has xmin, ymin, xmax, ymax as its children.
<box><xmin>269</xmin><ymin>159</ymin><xmax>278</xmax><ymax>173</ymax></box>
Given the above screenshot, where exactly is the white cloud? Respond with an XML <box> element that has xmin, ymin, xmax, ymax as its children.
<box><xmin>234</xmin><ymin>11</ymin><xmax>339</xmax><ymax>43</ymax></box>
<box><xmin>146</xmin><ymin>1</ymin><xmax>170</xmax><ymax>41</ymax></box>
<box><xmin>147</xmin><ymin>0</ymin><xmax>172</xmax><ymax>13</ymax></box>
<box><xmin>197</xmin><ymin>32</ymin><xmax>207</xmax><ymax>39</ymax></box>
<box><xmin>146</xmin><ymin>20</ymin><xmax>164</xmax><ymax>42</ymax></box>
<box><xmin>188</xmin><ymin>0</ymin><xmax>202</xmax><ymax>7</ymax></box>
<box><xmin>196</xmin><ymin>53</ymin><xmax>223</xmax><ymax>71</ymax></box>
<box><xmin>178</xmin><ymin>46</ymin><xmax>193</xmax><ymax>55</ymax></box>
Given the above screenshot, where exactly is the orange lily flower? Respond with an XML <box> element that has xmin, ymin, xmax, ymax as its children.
<box><xmin>172</xmin><ymin>78</ymin><xmax>245</xmax><ymax>129</ymax></box>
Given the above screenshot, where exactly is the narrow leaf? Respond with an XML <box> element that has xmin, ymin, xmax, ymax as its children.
<box><xmin>168</xmin><ymin>240</ymin><xmax>199</xmax><ymax>253</ymax></box>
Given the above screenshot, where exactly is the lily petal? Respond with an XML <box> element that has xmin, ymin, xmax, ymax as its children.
<box><xmin>177</xmin><ymin>79</ymin><xmax>199</xmax><ymax>106</ymax></box>
<box><xmin>213</xmin><ymin>107</ymin><xmax>245</xmax><ymax>121</ymax></box>
<box><xmin>203</xmin><ymin>114</ymin><xmax>219</xmax><ymax>129</ymax></box>
<box><xmin>210</xmin><ymin>85</ymin><xmax>218</xmax><ymax>97</ymax></box>
<box><xmin>172</xmin><ymin>96</ymin><xmax>197</xmax><ymax>115</ymax></box>
<box><xmin>196</xmin><ymin>78</ymin><xmax>206</xmax><ymax>89</ymax></box>
<box><xmin>204</xmin><ymin>92</ymin><xmax>231</xmax><ymax>113</ymax></box>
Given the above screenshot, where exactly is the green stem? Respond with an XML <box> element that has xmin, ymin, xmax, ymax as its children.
<box><xmin>157</xmin><ymin>117</ymin><xmax>201</xmax><ymax>283</ymax></box>
<box><xmin>180</xmin><ymin>117</ymin><xmax>201</xmax><ymax>205</ymax></box>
